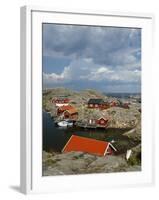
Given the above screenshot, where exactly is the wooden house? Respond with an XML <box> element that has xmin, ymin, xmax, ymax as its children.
<box><xmin>100</xmin><ymin>102</ymin><xmax>110</xmax><ymax>110</ymax></box>
<box><xmin>63</xmin><ymin>108</ymin><xmax>78</xmax><ymax>121</ymax></box>
<box><xmin>52</xmin><ymin>97</ymin><xmax>70</xmax><ymax>106</ymax></box>
<box><xmin>57</xmin><ymin>105</ymin><xmax>74</xmax><ymax>115</ymax></box>
<box><xmin>62</xmin><ymin>135</ymin><xmax>117</xmax><ymax>156</ymax></box>
<box><xmin>88</xmin><ymin>99</ymin><xmax>104</xmax><ymax>109</ymax></box>
<box><xmin>88</xmin><ymin>117</ymin><xmax>109</xmax><ymax>128</ymax></box>
<box><xmin>96</xmin><ymin>117</ymin><xmax>109</xmax><ymax>127</ymax></box>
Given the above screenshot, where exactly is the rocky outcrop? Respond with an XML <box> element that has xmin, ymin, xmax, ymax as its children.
<box><xmin>123</xmin><ymin>121</ymin><xmax>141</xmax><ymax>142</ymax></box>
<box><xmin>42</xmin><ymin>151</ymin><xmax>141</xmax><ymax>176</ymax></box>
<box><xmin>103</xmin><ymin>107</ymin><xmax>138</xmax><ymax>129</ymax></box>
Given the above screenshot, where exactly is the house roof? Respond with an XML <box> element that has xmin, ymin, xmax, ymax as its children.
<box><xmin>58</xmin><ymin>105</ymin><xmax>74</xmax><ymax>112</ymax></box>
<box><xmin>64</xmin><ymin>107</ymin><xmax>77</xmax><ymax>115</ymax></box>
<box><xmin>53</xmin><ymin>97</ymin><xmax>69</xmax><ymax>101</ymax></box>
<box><xmin>88</xmin><ymin>99</ymin><xmax>104</xmax><ymax>104</ymax></box>
<box><xmin>62</xmin><ymin>135</ymin><xmax>116</xmax><ymax>156</ymax></box>
<box><xmin>97</xmin><ymin>117</ymin><xmax>108</xmax><ymax>121</ymax></box>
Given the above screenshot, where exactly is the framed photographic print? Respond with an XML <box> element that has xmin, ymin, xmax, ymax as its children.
<box><xmin>20</xmin><ymin>6</ymin><xmax>154</xmax><ymax>194</ymax></box>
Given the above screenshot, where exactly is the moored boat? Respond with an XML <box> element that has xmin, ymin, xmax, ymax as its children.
<box><xmin>57</xmin><ymin>120</ymin><xmax>73</xmax><ymax>127</ymax></box>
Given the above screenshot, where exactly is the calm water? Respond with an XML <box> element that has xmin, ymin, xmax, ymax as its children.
<box><xmin>43</xmin><ymin>111</ymin><xmax>138</xmax><ymax>154</ymax></box>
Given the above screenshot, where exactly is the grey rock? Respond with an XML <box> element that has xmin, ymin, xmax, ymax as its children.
<box><xmin>42</xmin><ymin>151</ymin><xmax>141</xmax><ymax>176</ymax></box>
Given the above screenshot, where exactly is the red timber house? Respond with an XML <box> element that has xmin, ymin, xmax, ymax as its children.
<box><xmin>88</xmin><ymin>98</ymin><xmax>105</xmax><ymax>109</ymax></box>
<box><xmin>52</xmin><ymin>97</ymin><xmax>70</xmax><ymax>106</ymax></box>
<box><xmin>88</xmin><ymin>117</ymin><xmax>109</xmax><ymax>128</ymax></box>
<box><xmin>57</xmin><ymin>105</ymin><xmax>74</xmax><ymax>115</ymax></box>
<box><xmin>57</xmin><ymin>105</ymin><xmax>78</xmax><ymax>121</ymax></box>
<box><xmin>62</xmin><ymin>135</ymin><xmax>117</xmax><ymax>156</ymax></box>
<box><xmin>63</xmin><ymin>107</ymin><xmax>78</xmax><ymax>121</ymax></box>
<box><xmin>96</xmin><ymin>117</ymin><xmax>109</xmax><ymax>127</ymax></box>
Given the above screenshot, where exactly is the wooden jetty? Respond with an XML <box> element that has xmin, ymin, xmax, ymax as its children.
<box><xmin>75</xmin><ymin>121</ymin><xmax>108</xmax><ymax>129</ymax></box>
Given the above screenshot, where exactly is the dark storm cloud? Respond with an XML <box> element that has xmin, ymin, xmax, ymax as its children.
<box><xmin>43</xmin><ymin>24</ymin><xmax>141</xmax><ymax>67</ymax></box>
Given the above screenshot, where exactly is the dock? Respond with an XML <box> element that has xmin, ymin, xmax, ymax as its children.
<box><xmin>77</xmin><ymin>122</ymin><xmax>109</xmax><ymax>129</ymax></box>
<box><xmin>75</xmin><ymin>122</ymin><xmax>108</xmax><ymax>129</ymax></box>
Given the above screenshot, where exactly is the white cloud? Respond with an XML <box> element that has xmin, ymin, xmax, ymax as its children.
<box><xmin>87</xmin><ymin>67</ymin><xmax>114</xmax><ymax>81</ymax></box>
<box><xmin>43</xmin><ymin>66</ymin><xmax>71</xmax><ymax>83</ymax></box>
<box><xmin>43</xmin><ymin>58</ymin><xmax>141</xmax><ymax>85</ymax></box>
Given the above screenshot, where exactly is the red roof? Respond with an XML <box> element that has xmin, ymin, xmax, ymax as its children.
<box><xmin>64</xmin><ymin>108</ymin><xmax>78</xmax><ymax>114</ymax></box>
<box><xmin>58</xmin><ymin>105</ymin><xmax>74</xmax><ymax>112</ymax></box>
<box><xmin>62</xmin><ymin>135</ymin><xmax>116</xmax><ymax>156</ymax></box>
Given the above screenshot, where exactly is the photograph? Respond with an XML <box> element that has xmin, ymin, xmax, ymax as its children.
<box><xmin>42</xmin><ymin>23</ymin><xmax>142</xmax><ymax>176</ymax></box>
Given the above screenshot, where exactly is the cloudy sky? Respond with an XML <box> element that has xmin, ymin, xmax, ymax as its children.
<box><xmin>42</xmin><ymin>23</ymin><xmax>141</xmax><ymax>93</ymax></box>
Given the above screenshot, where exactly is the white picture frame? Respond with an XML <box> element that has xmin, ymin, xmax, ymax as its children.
<box><xmin>20</xmin><ymin>6</ymin><xmax>154</xmax><ymax>194</ymax></box>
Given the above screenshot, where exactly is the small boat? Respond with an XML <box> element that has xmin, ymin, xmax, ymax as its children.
<box><xmin>65</xmin><ymin>120</ymin><xmax>74</xmax><ymax>126</ymax></box>
<box><xmin>57</xmin><ymin>120</ymin><xmax>73</xmax><ymax>127</ymax></box>
<box><xmin>58</xmin><ymin>121</ymin><xmax>68</xmax><ymax>127</ymax></box>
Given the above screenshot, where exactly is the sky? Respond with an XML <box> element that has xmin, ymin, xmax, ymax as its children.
<box><xmin>42</xmin><ymin>23</ymin><xmax>141</xmax><ymax>93</ymax></box>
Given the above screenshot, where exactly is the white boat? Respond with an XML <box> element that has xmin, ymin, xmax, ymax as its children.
<box><xmin>65</xmin><ymin>120</ymin><xmax>74</xmax><ymax>126</ymax></box>
<box><xmin>57</xmin><ymin>121</ymin><xmax>68</xmax><ymax>127</ymax></box>
<box><xmin>57</xmin><ymin>120</ymin><xmax>73</xmax><ymax>127</ymax></box>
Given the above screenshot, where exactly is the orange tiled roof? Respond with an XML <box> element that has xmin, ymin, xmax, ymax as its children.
<box><xmin>64</xmin><ymin>107</ymin><xmax>77</xmax><ymax>114</ymax></box>
<box><xmin>62</xmin><ymin>135</ymin><xmax>113</xmax><ymax>156</ymax></box>
<box><xmin>58</xmin><ymin>105</ymin><xmax>74</xmax><ymax>112</ymax></box>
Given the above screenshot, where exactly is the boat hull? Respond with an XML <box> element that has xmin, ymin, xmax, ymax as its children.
<box><xmin>57</xmin><ymin>121</ymin><xmax>73</xmax><ymax>127</ymax></box>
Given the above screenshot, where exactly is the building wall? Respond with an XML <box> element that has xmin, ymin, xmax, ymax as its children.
<box><xmin>64</xmin><ymin>111</ymin><xmax>78</xmax><ymax>120</ymax></box>
<box><xmin>52</xmin><ymin>99</ymin><xmax>70</xmax><ymax>104</ymax></box>
<box><xmin>106</xmin><ymin>146</ymin><xmax>114</xmax><ymax>155</ymax></box>
<box><xmin>88</xmin><ymin>103</ymin><xmax>101</xmax><ymax>108</ymax></box>
<box><xmin>97</xmin><ymin>118</ymin><xmax>108</xmax><ymax>126</ymax></box>
<box><xmin>88</xmin><ymin>103</ymin><xmax>110</xmax><ymax>109</ymax></box>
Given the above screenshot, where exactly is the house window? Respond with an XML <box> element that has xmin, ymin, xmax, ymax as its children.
<box><xmin>95</xmin><ymin>104</ymin><xmax>98</xmax><ymax>107</ymax></box>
